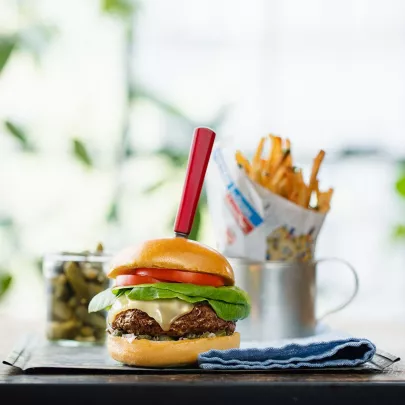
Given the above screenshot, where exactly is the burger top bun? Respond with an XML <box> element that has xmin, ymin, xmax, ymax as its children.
<box><xmin>107</xmin><ymin>238</ymin><xmax>235</xmax><ymax>286</ymax></box>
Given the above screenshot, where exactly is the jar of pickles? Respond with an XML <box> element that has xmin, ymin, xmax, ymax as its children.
<box><xmin>43</xmin><ymin>244</ymin><xmax>111</xmax><ymax>345</ymax></box>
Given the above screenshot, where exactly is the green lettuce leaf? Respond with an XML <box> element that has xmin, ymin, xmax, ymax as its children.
<box><xmin>89</xmin><ymin>283</ymin><xmax>250</xmax><ymax>321</ymax></box>
<box><xmin>88</xmin><ymin>288</ymin><xmax>116</xmax><ymax>313</ymax></box>
<box><xmin>125</xmin><ymin>283</ymin><xmax>250</xmax><ymax>321</ymax></box>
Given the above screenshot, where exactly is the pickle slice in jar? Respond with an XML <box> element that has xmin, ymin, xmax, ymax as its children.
<box><xmin>64</xmin><ymin>261</ymin><xmax>90</xmax><ymax>302</ymax></box>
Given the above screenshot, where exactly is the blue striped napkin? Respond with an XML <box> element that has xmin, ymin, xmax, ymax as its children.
<box><xmin>198</xmin><ymin>331</ymin><xmax>376</xmax><ymax>370</ymax></box>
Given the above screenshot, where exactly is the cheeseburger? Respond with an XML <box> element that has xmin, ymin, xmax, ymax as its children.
<box><xmin>89</xmin><ymin>237</ymin><xmax>250</xmax><ymax>367</ymax></box>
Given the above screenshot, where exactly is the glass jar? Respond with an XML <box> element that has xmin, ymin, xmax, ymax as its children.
<box><xmin>43</xmin><ymin>249</ymin><xmax>111</xmax><ymax>345</ymax></box>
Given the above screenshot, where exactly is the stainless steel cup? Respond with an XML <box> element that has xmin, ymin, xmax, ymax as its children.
<box><xmin>230</xmin><ymin>258</ymin><xmax>359</xmax><ymax>341</ymax></box>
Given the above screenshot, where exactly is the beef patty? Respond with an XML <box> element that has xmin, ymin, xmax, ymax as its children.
<box><xmin>111</xmin><ymin>302</ymin><xmax>236</xmax><ymax>337</ymax></box>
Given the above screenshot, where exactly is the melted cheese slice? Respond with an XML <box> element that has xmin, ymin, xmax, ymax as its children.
<box><xmin>108</xmin><ymin>296</ymin><xmax>194</xmax><ymax>331</ymax></box>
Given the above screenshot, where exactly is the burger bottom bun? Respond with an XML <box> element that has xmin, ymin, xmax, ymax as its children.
<box><xmin>107</xmin><ymin>333</ymin><xmax>240</xmax><ymax>367</ymax></box>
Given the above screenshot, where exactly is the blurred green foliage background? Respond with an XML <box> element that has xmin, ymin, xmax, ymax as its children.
<box><xmin>0</xmin><ymin>0</ymin><xmax>227</xmax><ymax>302</ymax></box>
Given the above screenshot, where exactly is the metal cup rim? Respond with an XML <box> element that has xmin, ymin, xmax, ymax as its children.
<box><xmin>227</xmin><ymin>256</ymin><xmax>316</xmax><ymax>267</ymax></box>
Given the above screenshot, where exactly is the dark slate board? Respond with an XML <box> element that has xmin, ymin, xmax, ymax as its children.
<box><xmin>2</xmin><ymin>335</ymin><xmax>399</xmax><ymax>373</ymax></box>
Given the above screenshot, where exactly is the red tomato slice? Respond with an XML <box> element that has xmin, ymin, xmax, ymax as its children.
<box><xmin>134</xmin><ymin>268</ymin><xmax>225</xmax><ymax>287</ymax></box>
<box><xmin>115</xmin><ymin>274</ymin><xmax>159</xmax><ymax>287</ymax></box>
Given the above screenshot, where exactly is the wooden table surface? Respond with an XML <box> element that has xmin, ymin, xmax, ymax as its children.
<box><xmin>2</xmin><ymin>316</ymin><xmax>405</xmax><ymax>404</ymax></box>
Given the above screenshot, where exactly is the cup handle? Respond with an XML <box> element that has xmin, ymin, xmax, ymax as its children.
<box><xmin>315</xmin><ymin>257</ymin><xmax>359</xmax><ymax>321</ymax></box>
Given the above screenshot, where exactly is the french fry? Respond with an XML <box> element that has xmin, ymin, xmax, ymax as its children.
<box><xmin>270</xmin><ymin>168</ymin><xmax>286</xmax><ymax>191</ymax></box>
<box><xmin>253</xmin><ymin>137</ymin><xmax>265</xmax><ymax>168</ymax></box>
<box><xmin>262</xmin><ymin>136</ymin><xmax>274</xmax><ymax>183</ymax></box>
<box><xmin>268</xmin><ymin>150</ymin><xmax>291</xmax><ymax>189</ymax></box>
<box><xmin>263</xmin><ymin>149</ymin><xmax>289</xmax><ymax>188</ymax></box>
<box><xmin>284</xmin><ymin>138</ymin><xmax>293</xmax><ymax>168</ymax></box>
<box><xmin>259</xmin><ymin>158</ymin><xmax>269</xmax><ymax>186</ymax></box>
<box><xmin>270</xmin><ymin>136</ymin><xmax>282</xmax><ymax>174</ymax></box>
<box><xmin>296</xmin><ymin>169</ymin><xmax>304</xmax><ymax>186</ymax></box>
<box><xmin>287</xmin><ymin>171</ymin><xmax>298</xmax><ymax>202</ymax></box>
<box><xmin>283</xmin><ymin>168</ymin><xmax>295</xmax><ymax>198</ymax></box>
<box><xmin>292</xmin><ymin>170</ymin><xmax>307</xmax><ymax>207</ymax></box>
<box><xmin>298</xmin><ymin>186</ymin><xmax>310</xmax><ymax>208</ymax></box>
<box><xmin>310</xmin><ymin>150</ymin><xmax>325</xmax><ymax>185</ymax></box>
<box><xmin>252</xmin><ymin>137</ymin><xmax>266</xmax><ymax>184</ymax></box>
<box><xmin>326</xmin><ymin>188</ymin><xmax>334</xmax><ymax>211</ymax></box>
<box><xmin>277</xmin><ymin>177</ymin><xmax>288</xmax><ymax>198</ymax></box>
<box><xmin>235</xmin><ymin>150</ymin><xmax>252</xmax><ymax>176</ymax></box>
<box><xmin>276</xmin><ymin>149</ymin><xmax>291</xmax><ymax>171</ymax></box>
<box><xmin>304</xmin><ymin>150</ymin><xmax>325</xmax><ymax>207</ymax></box>
<box><xmin>287</xmin><ymin>169</ymin><xmax>301</xmax><ymax>203</ymax></box>
<box><xmin>278</xmin><ymin>167</ymin><xmax>295</xmax><ymax>198</ymax></box>
<box><xmin>317</xmin><ymin>188</ymin><xmax>333</xmax><ymax>213</ymax></box>
<box><xmin>289</xmin><ymin>189</ymin><xmax>299</xmax><ymax>204</ymax></box>
<box><xmin>264</xmin><ymin>135</ymin><xmax>281</xmax><ymax>176</ymax></box>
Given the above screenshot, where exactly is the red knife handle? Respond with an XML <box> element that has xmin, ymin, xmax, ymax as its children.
<box><xmin>174</xmin><ymin>127</ymin><xmax>216</xmax><ymax>237</ymax></box>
